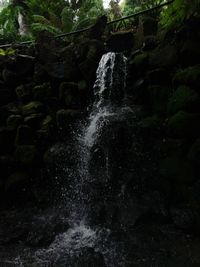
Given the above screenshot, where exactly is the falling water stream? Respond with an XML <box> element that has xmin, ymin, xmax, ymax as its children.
<box><xmin>3</xmin><ymin>52</ymin><xmax>129</xmax><ymax>267</ymax></box>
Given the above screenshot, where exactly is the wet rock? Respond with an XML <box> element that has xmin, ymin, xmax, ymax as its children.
<box><xmin>131</xmin><ymin>53</ymin><xmax>149</xmax><ymax>70</ymax></box>
<box><xmin>179</xmin><ymin>40</ymin><xmax>200</xmax><ymax>66</ymax></box>
<box><xmin>24</xmin><ymin>113</ymin><xmax>44</xmax><ymax>129</ymax></box>
<box><xmin>0</xmin><ymin>154</ymin><xmax>18</xmax><ymax>179</ymax></box>
<box><xmin>56</xmin><ymin>109</ymin><xmax>81</xmax><ymax>130</ymax></box>
<box><xmin>0</xmin><ymin>127</ymin><xmax>15</xmax><ymax>154</ymax></box>
<box><xmin>2</xmin><ymin>68</ymin><xmax>18</xmax><ymax>84</ymax></box>
<box><xmin>160</xmin><ymin>138</ymin><xmax>187</xmax><ymax>158</ymax></box>
<box><xmin>26</xmin><ymin>213</ymin><xmax>69</xmax><ymax>247</ymax></box>
<box><xmin>0</xmin><ymin>102</ymin><xmax>20</xmax><ymax>126</ymax></box>
<box><xmin>4</xmin><ymin>171</ymin><xmax>30</xmax><ymax>193</ymax></box>
<box><xmin>107</xmin><ymin>31</ymin><xmax>134</xmax><ymax>52</ymax></box>
<box><xmin>33</xmin><ymin>63</ymin><xmax>49</xmax><ymax>83</ymax></box>
<box><xmin>188</xmin><ymin>138</ymin><xmax>200</xmax><ymax>165</ymax></box>
<box><xmin>142</xmin><ymin>35</ymin><xmax>158</xmax><ymax>51</ymax></box>
<box><xmin>78</xmin><ymin>39</ymin><xmax>105</xmax><ymax>83</ymax></box>
<box><xmin>147</xmin><ymin>68</ymin><xmax>171</xmax><ymax>86</ymax></box>
<box><xmin>32</xmin><ymin>82</ymin><xmax>52</xmax><ymax>101</ymax></box>
<box><xmin>71</xmin><ymin>248</ymin><xmax>106</xmax><ymax>267</ymax></box>
<box><xmin>167</xmin><ymin>111</ymin><xmax>200</xmax><ymax>138</ymax></box>
<box><xmin>159</xmin><ymin>157</ymin><xmax>195</xmax><ymax>185</ymax></box>
<box><xmin>15</xmin><ymin>84</ymin><xmax>31</xmax><ymax>102</ymax></box>
<box><xmin>148</xmin><ymin>85</ymin><xmax>170</xmax><ymax>113</ymax></box>
<box><xmin>138</xmin><ymin>115</ymin><xmax>162</xmax><ymax>136</ymax></box>
<box><xmin>89</xmin><ymin>15</ymin><xmax>107</xmax><ymax>40</ymax></box>
<box><xmin>149</xmin><ymin>44</ymin><xmax>177</xmax><ymax>68</ymax></box>
<box><xmin>170</xmin><ymin>206</ymin><xmax>200</xmax><ymax>233</ymax></box>
<box><xmin>6</xmin><ymin>114</ymin><xmax>22</xmax><ymax>129</ymax></box>
<box><xmin>0</xmin><ymin>87</ymin><xmax>13</xmax><ymax>106</ymax></box>
<box><xmin>15</xmin><ymin>125</ymin><xmax>35</xmax><ymax>145</ymax></box>
<box><xmin>22</xmin><ymin>101</ymin><xmax>45</xmax><ymax>116</ymax></box>
<box><xmin>173</xmin><ymin>65</ymin><xmax>200</xmax><ymax>88</ymax></box>
<box><xmin>14</xmin><ymin>145</ymin><xmax>38</xmax><ymax>166</ymax></box>
<box><xmin>59</xmin><ymin>82</ymin><xmax>80</xmax><ymax>108</ymax></box>
<box><xmin>142</xmin><ymin>16</ymin><xmax>158</xmax><ymax>36</ymax></box>
<box><xmin>167</xmin><ymin>85</ymin><xmax>200</xmax><ymax>115</ymax></box>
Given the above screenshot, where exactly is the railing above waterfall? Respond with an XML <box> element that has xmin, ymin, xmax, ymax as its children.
<box><xmin>0</xmin><ymin>0</ymin><xmax>174</xmax><ymax>49</ymax></box>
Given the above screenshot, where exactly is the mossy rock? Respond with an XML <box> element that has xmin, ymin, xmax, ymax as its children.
<box><xmin>159</xmin><ymin>157</ymin><xmax>195</xmax><ymax>185</ymax></box>
<box><xmin>167</xmin><ymin>111</ymin><xmax>200</xmax><ymax>138</ymax></box>
<box><xmin>7</xmin><ymin>115</ymin><xmax>22</xmax><ymax>129</ymax></box>
<box><xmin>188</xmin><ymin>138</ymin><xmax>200</xmax><ymax>165</ymax></box>
<box><xmin>167</xmin><ymin>86</ymin><xmax>200</xmax><ymax>115</ymax></box>
<box><xmin>32</xmin><ymin>82</ymin><xmax>52</xmax><ymax>101</ymax></box>
<box><xmin>14</xmin><ymin>145</ymin><xmax>38</xmax><ymax>165</ymax></box>
<box><xmin>22</xmin><ymin>101</ymin><xmax>45</xmax><ymax>116</ymax></box>
<box><xmin>132</xmin><ymin>53</ymin><xmax>149</xmax><ymax>68</ymax></box>
<box><xmin>173</xmin><ymin>65</ymin><xmax>200</xmax><ymax>88</ymax></box>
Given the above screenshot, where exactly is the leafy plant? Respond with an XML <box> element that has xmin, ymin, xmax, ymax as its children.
<box><xmin>160</xmin><ymin>0</ymin><xmax>200</xmax><ymax>29</ymax></box>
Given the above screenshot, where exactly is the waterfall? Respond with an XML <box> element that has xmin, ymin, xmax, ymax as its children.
<box><xmin>67</xmin><ymin>52</ymin><xmax>128</xmax><ymax>225</ymax></box>
<box><xmin>11</xmin><ymin>52</ymin><xmax>129</xmax><ymax>267</ymax></box>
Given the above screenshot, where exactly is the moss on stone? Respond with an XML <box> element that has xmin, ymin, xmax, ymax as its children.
<box><xmin>167</xmin><ymin>85</ymin><xmax>200</xmax><ymax>115</ymax></box>
<box><xmin>167</xmin><ymin>110</ymin><xmax>200</xmax><ymax>138</ymax></box>
<box><xmin>173</xmin><ymin>65</ymin><xmax>200</xmax><ymax>88</ymax></box>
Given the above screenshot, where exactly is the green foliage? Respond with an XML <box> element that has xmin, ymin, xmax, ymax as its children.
<box><xmin>0</xmin><ymin>47</ymin><xmax>15</xmax><ymax>56</ymax></box>
<box><xmin>0</xmin><ymin>0</ymin><xmax>104</xmax><ymax>41</ymax></box>
<box><xmin>161</xmin><ymin>0</ymin><xmax>200</xmax><ymax>29</ymax></box>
